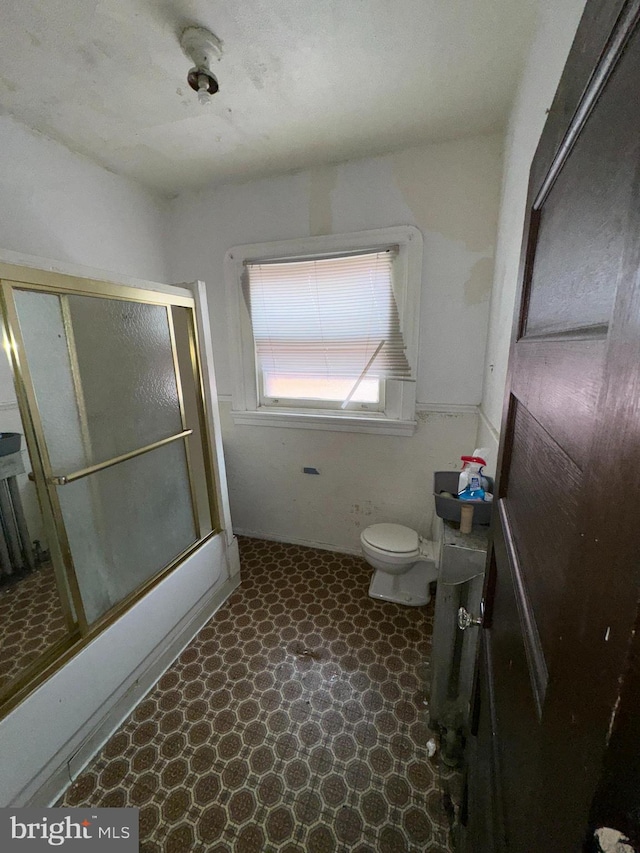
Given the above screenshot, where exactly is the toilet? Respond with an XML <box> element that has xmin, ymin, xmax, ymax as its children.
<box><xmin>361</xmin><ymin>523</ymin><xmax>438</xmax><ymax>606</ymax></box>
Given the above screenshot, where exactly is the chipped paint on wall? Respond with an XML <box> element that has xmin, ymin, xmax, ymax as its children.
<box><xmin>217</xmin><ymin>402</ymin><xmax>480</xmax><ymax>551</ymax></box>
<box><xmin>349</xmin><ymin>500</ymin><xmax>376</xmax><ymax>529</ymax></box>
<box><xmin>390</xmin><ymin>136</ymin><xmax>503</xmax><ymax>253</ymax></box>
<box><xmin>416</xmin><ymin>410</ymin><xmax>466</xmax><ymax>424</ymax></box>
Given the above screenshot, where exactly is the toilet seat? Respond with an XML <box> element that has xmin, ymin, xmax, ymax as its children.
<box><xmin>361</xmin><ymin>523</ymin><xmax>420</xmax><ymax>556</ymax></box>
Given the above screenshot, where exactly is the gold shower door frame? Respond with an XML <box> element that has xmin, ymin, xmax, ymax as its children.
<box><xmin>0</xmin><ymin>263</ymin><xmax>220</xmax><ymax>715</ymax></box>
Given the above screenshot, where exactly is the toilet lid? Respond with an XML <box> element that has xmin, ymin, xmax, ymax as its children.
<box><xmin>362</xmin><ymin>523</ymin><xmax>419</xmax><ymax>553</ymax></box>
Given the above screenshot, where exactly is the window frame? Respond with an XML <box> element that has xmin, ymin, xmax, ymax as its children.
<box><xmin>224</xmin><ymin>226</ymin><xmax>423</xmax><ymax>436</ymax></box>
<box><xmin>258</xmin><ymin>374</ymin><xmax>385</xmax><ymax>413</ymax></box>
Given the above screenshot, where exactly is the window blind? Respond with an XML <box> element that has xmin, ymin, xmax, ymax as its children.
<box><xmin>243</xmin><ymin>249</ymin><xmax>412</xmax><ymax>380</ymax></box>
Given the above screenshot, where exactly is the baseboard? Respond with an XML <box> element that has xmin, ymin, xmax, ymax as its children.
<box><xmin>21</xmin><ymin>573</ymin><xmax>240</xmax><ymax>808</ymax></box>
<box><xmin>233</xmin><ymin>528</ymin><xmax>361</xmax><ymax>556</ymax></box>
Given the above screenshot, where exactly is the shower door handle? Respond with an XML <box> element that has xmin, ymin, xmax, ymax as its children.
<box><xmin>458</xmin><ymin>604</ymin><xmax>483</xmax><ymax>630</ymax></box>
<box><xmin>46</xmin><ymin>429</ymin><xmax>193</xmax><ymax>486</ymax></box>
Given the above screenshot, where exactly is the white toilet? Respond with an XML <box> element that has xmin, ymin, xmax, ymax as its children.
<box><xmin>360</xmin><ymin>523</ymin><xmax>438</xmax><ymax>606</ymax></box>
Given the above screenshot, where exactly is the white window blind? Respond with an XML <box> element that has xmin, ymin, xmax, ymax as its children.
<box><xmin>243</xmin><ymin>249</ymin><xmax>413</xmax><ymax>382</ymax></box>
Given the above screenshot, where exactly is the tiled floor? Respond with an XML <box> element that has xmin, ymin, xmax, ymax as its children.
<box><xmin>0</xmin><ymin>563</ymin><xmax>67</xmax><ymax>691</ymax></box>
<box><xmin>59</xmin><ymin>537</ymin><xmax>458</xmax><ymax>852</ymax></box>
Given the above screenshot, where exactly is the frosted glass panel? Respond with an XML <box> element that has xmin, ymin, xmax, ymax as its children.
<box><xmin>58</xmin><ymin>440</ymin><xmax>196</xmax><ymax>624</ymax></box>
<box><xmin>66</xmin><ymin>295</ymin><xmax>183</xmax><ymax>464</ymax></box>
<box><xmin>14</xmin><ymin>291</ymin><xmax>184</xmax><ymax>471</ymax></box>
<box><xmin>13</xmin><ymin>287</ymin><xmax>201</xmax><ymax>627</ymax></box>
<box><xmin>13</xmin><ymin>290</ymin><xmax>87</xmax><ymax>473</ymax></box>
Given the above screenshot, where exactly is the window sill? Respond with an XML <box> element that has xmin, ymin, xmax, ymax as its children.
<box><xmin>230</xmin><ymin>409</ymin><xmax>417</xmax><ymax>436</ymax></box>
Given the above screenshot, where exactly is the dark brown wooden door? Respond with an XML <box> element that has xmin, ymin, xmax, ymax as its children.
<box><xmin>466</xmin><ymin>1</ymin><xmax>640</xmax><ymax>850</ymax></box>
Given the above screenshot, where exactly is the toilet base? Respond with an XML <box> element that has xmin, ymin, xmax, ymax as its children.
<box><xmin>368</xmin><ymin>562</ymin><xmax>432</xmax><ymax>607</ymax></box>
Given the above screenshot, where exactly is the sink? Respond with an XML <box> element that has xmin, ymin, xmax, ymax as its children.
<box><xmin>0</xmin><ymin>433</ymin><xmax>21</xmax><ymax>457</ymax></box>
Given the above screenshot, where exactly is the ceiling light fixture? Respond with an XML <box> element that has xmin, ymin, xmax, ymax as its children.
<box><xmin>180</xmin><ymin>26</ymin><xmax>222</xmax><ymax>105</ymax></box>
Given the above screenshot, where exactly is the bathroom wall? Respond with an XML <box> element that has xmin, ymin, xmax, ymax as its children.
<box><xmin>0</xmin><ymin>115</ymin><xmax>237</xmax><ymax>807</ymax></box>
<box><xmin>167</xmin><ymin>134</ymin><xmax>503</xmax><ymax>551</ymax></box>
<box><xmin>476</xmin><ymin>0</ymin><xmax>588</xmax><ymax>473</ymax></box>
<box><xmin>0</xmin><ymin>114</ymin><xmax>172</xmax><ymax>546</ymax></box>
<box><xmin>0</xmin><ymin>116</ymin><xmax>169</xmax><ymax>282</ymax></box>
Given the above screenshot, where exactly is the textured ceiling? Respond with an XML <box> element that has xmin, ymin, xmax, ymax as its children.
<box><xmin>0</xmin><ymin>0</ymin><xmax>538</xmax><ymax>195</ymax></box>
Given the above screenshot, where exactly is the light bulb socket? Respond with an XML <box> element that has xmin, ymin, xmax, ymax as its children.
<box><xmin>187</xmin><ymin>67</ymin><xmax>219</xmax><ymax>96</ymax></box>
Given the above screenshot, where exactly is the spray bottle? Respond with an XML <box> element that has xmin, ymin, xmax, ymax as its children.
<box><xmin>458</xmin><ymin>454</ymin><xmax>487</xmax><ymax>501</ymax></box>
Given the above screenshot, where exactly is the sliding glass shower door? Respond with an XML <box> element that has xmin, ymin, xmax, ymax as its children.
<box><xmin>1</xmin><ymin>273</ymin><xmax>217</xmax><ymax>644</ymax></box>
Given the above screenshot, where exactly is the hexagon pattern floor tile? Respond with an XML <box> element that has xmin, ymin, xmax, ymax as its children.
<box><xmin>58</xmin><ymin>537</ymin><xmax>458</xmax><ymax>852</ymax></box>
<box><xmin>0</xmin><ymin>563</ymin><xmax>67</xmax><ymax>691</ymax></box>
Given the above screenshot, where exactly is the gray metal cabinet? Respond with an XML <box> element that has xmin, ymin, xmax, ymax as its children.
<box><xmin>429</xmin><ymin>518</ymin><xmax>488</xmax><ymax>765</ymax></box>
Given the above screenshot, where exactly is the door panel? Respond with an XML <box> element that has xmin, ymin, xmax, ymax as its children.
<box><xmin>529</xmin><ymin>0</ymin><xmax>629</xmax><ymax>196</ymax></box>
<box><xmin>495</xmin><ymin>501</ymin><xmax>548</xmax><ymax>715</ymax></box>
<box><xmin>510</xmin><ymin>339</ymin><xmax>605</xmax><ymax>468</ymax></box>
<box><xmin>524</xmin><ymin>28</ymin><xmax>639</xmax><ymax>339</ymax></box>
<box><xmin>467</xmin><ymin>635</ymin><xmax>505</xmax><ymax>852</ymax></box>
<box><xmin>467</xmin><ymin>2</ymin><xmax>640</xmax><ymax>850</ymax></box>
<box><xmin>504</xmin><ymin>399</ymin><xmax>580</xmax><ymax>659</ymax></box>
<box><xmin>491</xmin><ymin>520</ymin><xmax>541</xmax><ymax>849</ymax></box>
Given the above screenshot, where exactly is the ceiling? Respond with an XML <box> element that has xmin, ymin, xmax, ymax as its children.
<box><xmin>0</xmin><ymin>0</ymin><xmax>538</xmax><ymax>196</ymax></box>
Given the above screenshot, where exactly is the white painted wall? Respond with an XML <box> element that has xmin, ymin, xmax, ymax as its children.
<box><xmin>0</xmin><ymin>116</ymin><xmax>238</xmax><ymax>806</ymax></box>
<box><xmin>477</xmin><ymin>0</ymin><xmax>588</xmax><ymax>473</ymax></box>
<box><xmin>0</xmin><ymin>116</ymin><xmax>169</xmax><ymax>282</ymax></box>
<box><xmin>0</xmin><ymin>115</ymin><xmax>172</xmax><ymax>548</ymax></box>
<box><xmin>168</xmin><ymin>135</ymin><xmax>503</xmax><ymax>551</ymax></box>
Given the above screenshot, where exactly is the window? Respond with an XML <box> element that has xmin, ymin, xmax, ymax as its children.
<box><xmin>225</xmin><ymin>227</ymin><xmax>423</xmax><ymax>435</ymax></box>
